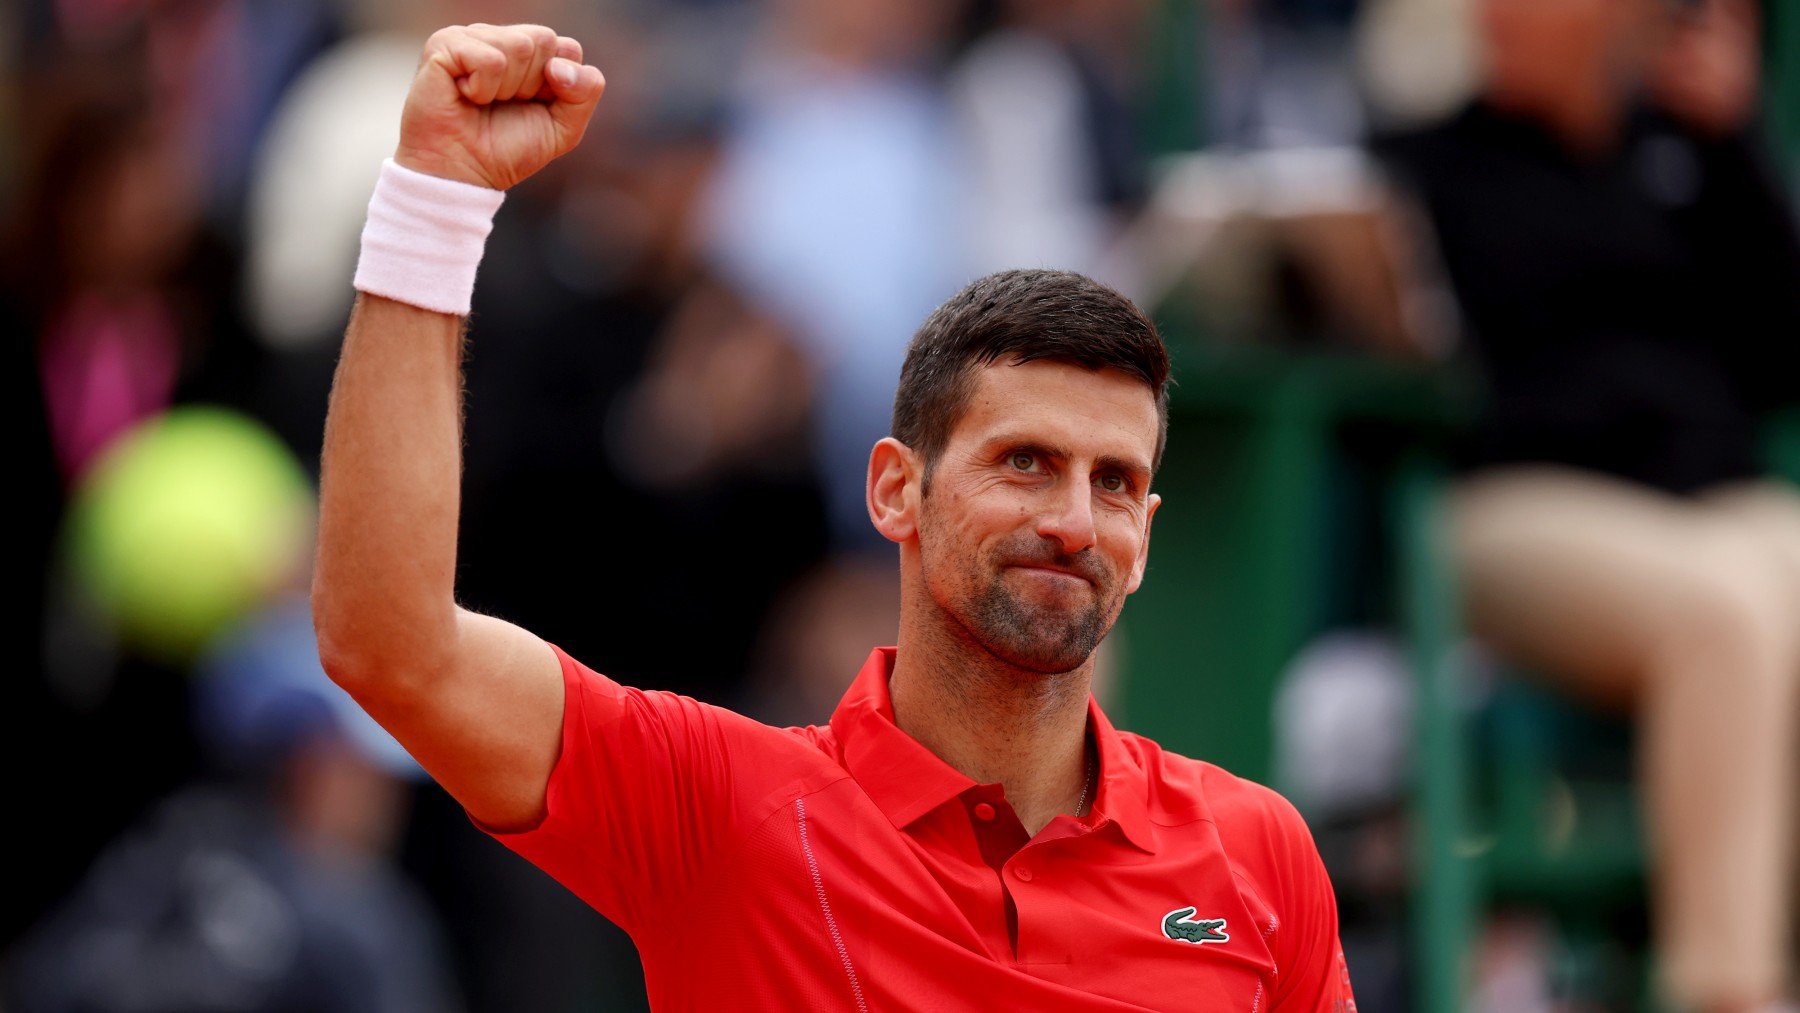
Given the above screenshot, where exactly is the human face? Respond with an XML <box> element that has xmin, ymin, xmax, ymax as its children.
<box><xmin>915</xmin><ymin>359</ymin><xmax>1161</xmax><ymax>674</ymax></box>
<box><xmin>1480</xmin><ymin>0</ymin><xmax>1642</xmax><ymax>112</ymax></box>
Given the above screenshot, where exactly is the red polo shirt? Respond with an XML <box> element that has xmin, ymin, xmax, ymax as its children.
<box><xmin>470</xmin><ymin>643</ymin><xmax>1357</xmax><ymax>1011</ymax></box>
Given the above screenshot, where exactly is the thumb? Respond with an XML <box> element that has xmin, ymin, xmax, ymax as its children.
<box><xmin>545</xmin><ymin>58</ymin><xmax>606</xmax><ymax>146</ymax></box>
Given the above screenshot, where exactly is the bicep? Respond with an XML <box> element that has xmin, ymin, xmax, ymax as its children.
<box><xmin>455</xmin><ymin>631</ymin><xmax>760</xmax><ymax>932</ymax></box>
<box><xmin>345</xmin><ymin>607</ymin><xmax>565</xmax><ymax>832</ymax></box>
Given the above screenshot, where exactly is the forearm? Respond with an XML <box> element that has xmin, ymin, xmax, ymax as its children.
<box><xmin>313</xmin><ymin>293</ymin><xmax>467</xmax><ymax>684</ymax></box>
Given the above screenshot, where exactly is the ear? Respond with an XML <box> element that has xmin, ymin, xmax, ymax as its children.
<box><xmin>1124</xmin><ymin>492</ymin><xmax>1161</xmax><ymax>595</ymax></box>
<box><xmin>867</xmin><ymin>437</ymin><xmax>922</xmax><ymax>544</ymax></box>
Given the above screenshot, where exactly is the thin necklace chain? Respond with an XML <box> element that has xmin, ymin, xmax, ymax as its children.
<box><xmin>1076</xmin><ymin>740</ymin><xmax>1095</xmax><ymax>818</ymax></box>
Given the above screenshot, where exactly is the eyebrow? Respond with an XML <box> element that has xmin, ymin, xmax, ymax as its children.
<box><xmin>986</xmin><ymin>436</ymin><xmax>1153</xmax><ymax>482</ymax></box>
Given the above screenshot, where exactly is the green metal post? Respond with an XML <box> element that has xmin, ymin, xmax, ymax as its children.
<box><xmin>1396</xmin><ymin>455</ymin><xmax>1477</xmax><ymax>1013</ymax></box>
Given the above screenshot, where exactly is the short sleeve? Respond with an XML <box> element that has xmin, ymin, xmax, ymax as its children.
<box><xmin>1269</xmin><ymin>797</ymin><xmax>1358</xmax><ymax>1012</ymax></box>
<box><xmin>464</xmin><ymin>642</ymin><xmax>753</xmax><ymax>936</ymax></box>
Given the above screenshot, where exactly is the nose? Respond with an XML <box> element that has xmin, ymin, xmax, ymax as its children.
<box><xmin>1036</xmin><ymin>479</ymin><xmax>1097</xmax><ymax>556</ymax></box>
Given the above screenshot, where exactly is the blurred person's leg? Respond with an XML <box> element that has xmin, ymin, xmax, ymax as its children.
<box><xmin>1696</xmin><ymin>478</ymin><xmax>1800</xmax><ymax>1005</ymax></box>
<box><xmin>1451</xmin><ymin>465</ymin><xmax>1800</xmax><ymax>1011</ymax></box>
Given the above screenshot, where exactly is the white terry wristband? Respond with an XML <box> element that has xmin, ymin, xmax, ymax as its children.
<box><xmin>353</xmin><ymin>157</ymin><xmax>506</xmax><ymax>317</ymax></box>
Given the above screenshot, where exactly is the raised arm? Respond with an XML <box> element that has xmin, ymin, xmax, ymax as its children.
<box><xmin>313</xmin><ymin>24</ymin><xmax>605</xmax><ymax>832</ymax></box>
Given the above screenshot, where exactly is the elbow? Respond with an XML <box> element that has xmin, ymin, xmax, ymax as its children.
<box><xmin>315</xmin><ymin>625</ymin><xmax>428</xmax><ymax>703</ymax></box>
<box><xmin>313</xmin><ymin>604</ymin><xmax>379</xmax><ymax>693</ymax></box>
<box><xmin>311</xmin><ymin>586</ymin><xmax>398</xmax><ymax>694</ymax></box>
<box><xmin>311</xmin><ymin>583</ymin><xmax>453</xmax><ymax>698</ymax></box>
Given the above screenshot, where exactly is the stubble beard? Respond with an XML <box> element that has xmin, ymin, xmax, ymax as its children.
<box><xmin>965</xmin><ymin>572</ymin><xmax>1109</xmax><ymax>674</ymax></box>
<box><xmin>927</xmin><ymin>527</ymin><xmax>1123</xmax><ymax>676</ymax></box>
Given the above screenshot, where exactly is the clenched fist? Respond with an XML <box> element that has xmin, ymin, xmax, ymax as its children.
<box><xmin>395</xmin><ymin>24</ymin><xmax>606</xmax><ymax>191</ymax></box>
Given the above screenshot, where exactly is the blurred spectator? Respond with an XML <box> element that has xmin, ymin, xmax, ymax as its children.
<box><xmin>610</xmin><ymin>276</ymin><xmax>815</xmax><ymax>493</ymax></box>
<box><xmin>740</xmin><ymin>556</ymin><xmax>903</xmax><ymax>727</ymax></box>
<box><xmin>15</xmin><ymin>0</ymin><xmax>338</xmax><ymax>230</ymax></box>
<box><xmin>1356</xmin><ymin>0</ymin><xmax>1480</xmax><ymax>131</ymax></box>
<box><xmin>2</xmin><ymin>597</ymin><xmax>462</xmax><ymax>1013</ymax></box>
<box><xmin>1378</xmin><ymin>0</ymin><xmax>1800</xmax><ymax>1009</ymax></box>
<box><xmin>4</xmin><ymin>46</ymin><xmax>254</xmax><ymax>487</ymax></box>
<box><xmin>243</xmin><ymin>27</ymin><xmax>421</xmax><ymax>354</ymax></box>
<box><xmin>3</xmin><ymin>44</ymin><xmax>272</xmax><ymax>951</ymax></box>
<box><xmin>947</xmin><ymin>0</ymin><xmax>1152</xmax><ymax>290</ymax></box>
<box><xmin>1208</xmin><ymin>0</ymin><xmax>1369</xmax><ymax>148</ymax></box>
<box><xmin>700</xmin><ymin>0</ymin><xmax>969</xmax><ymax>549</ymax></box>
<box><xmin>1275</xmin><ymin>631</ymin><xmax>1420</xmax><ymax>1013</ymax></box>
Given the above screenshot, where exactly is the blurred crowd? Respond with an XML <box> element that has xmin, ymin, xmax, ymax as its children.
<box><xmin>3</xmin><ymin>0</ymin><xmax>1796</xmax><ymax>1010</ymax></box>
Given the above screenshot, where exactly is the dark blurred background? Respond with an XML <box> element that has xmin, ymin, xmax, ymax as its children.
<box><xmin>4</xmin><ymin>0</ymin><xmax>1797</xmax><ymax>1010</ymax></box>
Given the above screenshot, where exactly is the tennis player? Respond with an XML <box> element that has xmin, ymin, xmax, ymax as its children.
<box><xmin>315</xmin><ymin>23</ymin><xmax>1358</xmax><ymax>1010</ymax></box>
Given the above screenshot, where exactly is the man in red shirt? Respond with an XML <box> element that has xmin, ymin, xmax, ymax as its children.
<box><xmin>315</xmin><ymin>23</ymin><xmax>1358</xmax><ymax>1010</ymax></box>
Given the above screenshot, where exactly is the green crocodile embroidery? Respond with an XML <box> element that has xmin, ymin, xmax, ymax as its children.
<box><xmin>1162</xmin><ymin>907</ymin><xmax>1230</xmax><ymax>944</ymax></box>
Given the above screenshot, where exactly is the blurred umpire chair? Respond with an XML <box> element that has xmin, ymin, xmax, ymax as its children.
<box><xmin>1119</xmin><ymin>5</ymin><xmax>1800</xmax><ymax>1011</ymax></box>
<box><xmin>1398</xmin><ymin>404</ymin><xmax>1800</xmax><ymax>1013</ymax></box>
<box><xmin>1103</xmin><ymin>141</ymin><xmax>1800</xmax><ymax>1013</ymax></box>
<box><xmin>1103</xmin><ymin>143</ymin><xmax>1473</xmax><ymax>1011</ymax></box>
<box><xmin>1396</xmin><ymin>3</ymin><xmax>1800</xmax><ymax>1007</ymax></box>
<box><xmin>1378</xmin><ymin>6</ymin><xmax>1800</xmax><ymax>977</ymax></box>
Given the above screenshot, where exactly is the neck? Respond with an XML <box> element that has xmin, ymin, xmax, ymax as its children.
<box><xmin>889</xmin><ymin>587</ymin><xmax>1095</xmax><ymax>837</ymax></box>
<box><xmin>1487</xmin><ymin>76</ymin><xmax>1625</xmax><ymax>159</ymax></box>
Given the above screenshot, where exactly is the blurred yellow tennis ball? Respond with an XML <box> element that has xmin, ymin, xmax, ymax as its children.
<box><xmin>67</xmin><ymin>407</ymin><xmax>313</xmax><ymax>665</ymax></box>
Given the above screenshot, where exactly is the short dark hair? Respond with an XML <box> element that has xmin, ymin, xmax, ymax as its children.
<box><xmin>891</xmin><ymin>269</ymin><xmax>1171</xmax><ymax>485</ymax></box>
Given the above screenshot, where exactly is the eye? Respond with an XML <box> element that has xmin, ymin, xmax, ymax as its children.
<box><xmin>1096</xmin><ymin>473</ymin><xmax>1126</xmax><ymax>493</ymax></box>
<box><xmin>1009</xmin><ymin>451</ymin><xmax>1039</xmax><ymax>472</ymax></box>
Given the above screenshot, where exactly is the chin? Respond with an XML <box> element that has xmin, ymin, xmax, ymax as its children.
<box><xmin>966</xmin><ymin>576</ymin><xmax>1118</xmax><ymax>666</ymax></box>
<box><xmin>986</xmin><ymin>640</ymin><xmax>1094</xmax><ymax>676</ymax></box>
<box><xmin>978</xmin><ymin>610</ymin><xmax>1107</xmax><ymax>675</ymax></box>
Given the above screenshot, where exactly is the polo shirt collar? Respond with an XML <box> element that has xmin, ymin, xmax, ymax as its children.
<box><xmin>829</xmin><ymin>647</ymin><xmax>1160</xmax><ymax>854</ymax></box>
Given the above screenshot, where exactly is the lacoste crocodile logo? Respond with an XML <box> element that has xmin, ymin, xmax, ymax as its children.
<box><xmin>1162</xmin><ymin>907</ymin><xmax>1230</xmax><ymax>944</ymax></box>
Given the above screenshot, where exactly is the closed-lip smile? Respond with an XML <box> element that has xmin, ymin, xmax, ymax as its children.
<box><xmin>1008</xmin><ymin>563</ymin><xmax>1093</xmax><ymax>586</ymax></box>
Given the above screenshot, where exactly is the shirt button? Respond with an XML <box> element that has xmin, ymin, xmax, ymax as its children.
<box><xmin>1014</xmin><ymin>865</ymin><xmax>1034</xmax><ymax>882</ymax></box>
<box><xmin>973</xmin><ymin>802</ymin><xmax>996</xmax><ymax>821</ymax></box>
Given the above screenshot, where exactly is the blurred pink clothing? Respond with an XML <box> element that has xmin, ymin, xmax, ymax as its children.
<box><xmin>38</xmin><ymin>293</ymin><xmax>181</xmax><ymax>483</ymax></box>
